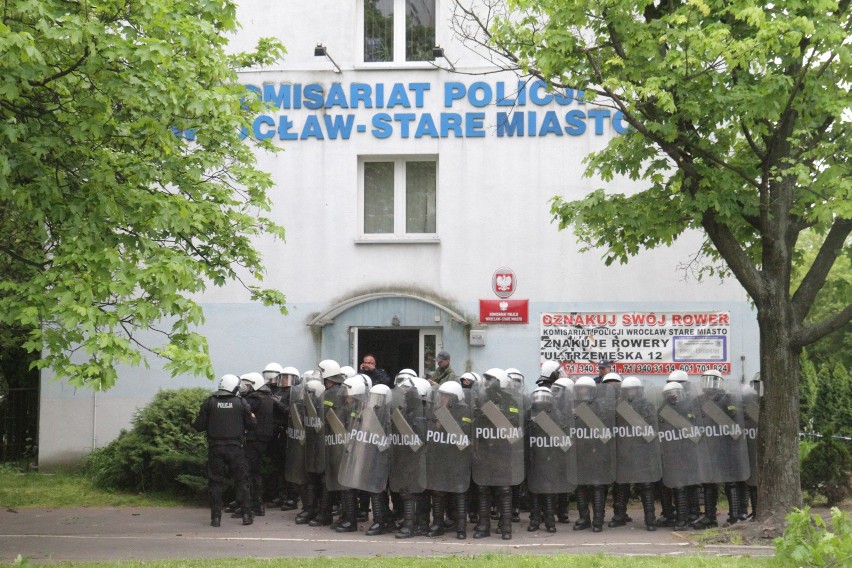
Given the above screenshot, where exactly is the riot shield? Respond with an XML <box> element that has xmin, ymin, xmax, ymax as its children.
<box><xmin>284</xmin><ymin>382</ymin><xmax>308</xmax><ymax>485</ymax></box>
<box><xmin>338</xmin><ymin>388</ymin><xmax>392</xmax><ymax>493</ymax></box>
<box><xmin>657</xmin><ymin>383</ymin><xmax>705</xmax><ymax>488</ymax></box>
<box><xmin>572</xmin><ymin>382</ymin><xmax>617</xmax><ymax>486</ymax></box>
<box><xmin>695</xmin><ymin>376</ymin><xmax>750</xmax><ymax>483</ymax></box>
<box><xmin>471</xmin><ymin>381</ymin><xmax>525</xmax><ymax>487</ymax></box>
<box><xmin>322</xmin><ymin>384</ymin><xmax>353</xmax><ymax>491</ymax></box>
<box><xmin>614</xmin><ymin>379</ymin><xmax>663</xmax><ymax>484</ymax></box>
<box><xmin>425</xmin><ymin>385</ymin><xmax>472</xmax><ymax>494</ymax></box>
<box><xmin>303</xmin><ymin>381</ymin><xmax>326</xmax><ymax>474</ymax></box>
<box><xmin>742</xmin><ymin>384</ymin><xmax>759</xmax><ymax>487</ymax></box>
<box><xmin>526</xmin><ymin>387</ymin><xmax>576</xmax><ymax>494</ymax></box>
<box><xmin>389</xmin><ymin>386</ymin><xmax>428</xmax><ymax>494</ymax></box>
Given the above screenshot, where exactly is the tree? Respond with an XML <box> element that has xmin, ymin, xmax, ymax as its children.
<box><xmin>0</xmin><ymin>0</ymin><xmax>286</xmax><ymax>390</ymax></box>
<box><xmin>453</xmin><ymin>0</ymin><xmax>851</xmax><ymax>529</ymax></box>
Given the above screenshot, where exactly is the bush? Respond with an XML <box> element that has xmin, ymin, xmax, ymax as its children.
<box><xmin>85</xmin><ymin>388</ymin><xmax>210</xmax><ymax>499</ymax></box>
<box><xmin>800</xmin><ymin>436</ymin><xmax>852</xmax><ymax>506</ymax></box>
<box><xmin>774</xmin><ymin>507</ymin><xmax>851</xmax><ymax>568</ymax></box>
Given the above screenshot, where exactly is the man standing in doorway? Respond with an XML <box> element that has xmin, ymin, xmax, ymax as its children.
<box><xmin>359</xmin><ymin>354</ymin><xmax>393</xmax><ymax>388</ymax></box>
<box><xmin>429</xmin><ymin>351</ymin><xmax>457</xmax><ymax>385</ymax></box>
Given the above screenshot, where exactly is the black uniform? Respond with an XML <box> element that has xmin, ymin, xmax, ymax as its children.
<box><xmin>193</xmin><ymin>390</ymin><xmax>256</xmax><ymax>526</ymax></box>
<box><xmin>245</xmin><ymin>386</ymin><xmax>288</xmax><ymax>515</ymax></box>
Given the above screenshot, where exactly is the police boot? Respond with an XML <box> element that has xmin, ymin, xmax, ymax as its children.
<box><xmin>295</xmin><ymin>483</ymin><xmax>316</xmax><ymax>524</ymax></box>
<box><xmin>224</xmin><ymin>500</ymin><xmax>239</xmax><ymax>514</ymax></box>
<box><xmin>211</xmin><ymin>509</ymin><xmax>221</xmax><ymax>528</ymax></box>
<box><xmin>308</xmin><ymin>487</ymin><xmax>333</xmax><ymax>527</ymax></box>
<box><xmin>640</xmin><ymin>483</ymin><xmax>657</xmax><ymax>531</ymax></box>
<box><xmin>527</xmin><ymin>493</ymin><xmax>541</xmax><ymax>532</ymax></box>
<box><xmin>428</xmin><ymin>492</ymin><xmax>446</xmax><ymax>537</ymax></box>
<box><xmin>414</xmin><ymin>493</ymin><xmax>431</xmax><ymax>536</ymax></box>
<box><xmin>608</xmin><ymin>483</ymin><xmax>629</xmax><ymax>527</ymax></box>
<box><xmin>357</xmin><ymin>490</ymin><xmax>370</xmax><ymax>523</ymax></box>
<box><xmin>454</xmin><ymin>492</ymin><xmax>467</xmax><ymax>539</ymax></box>
<box><xmin>511</xmin><ymin>484</ymin><xmax>521</xmax><ymax>523</ymax></box>
<box><xmin>737</xmin><ymin>482</ymin><xmax>750</xmax><ymax>522</ymax></box>
<box><xmin>395</xmin><ymin>495</ymin><xmax>417</xmax><ymax>539</ymax></box>
<box><xmin>334</xmin><ymin>490</ymin><xmax>358</xmax><ymax>533</ymax></box>
<box><xmin>281</xmin><ymin>483</ymin><xmax>299</xmax><ymax>511</ymax></box>
<box><xmin>366</xmin><ymin>491</ymin><xmax>389</xmax><ymax>536</ymax></box>
<box><xmin>543</xmin><ymin>494</ymin><xmax>557</xmax><ymax>533</ymax></box>
<box><xmin>748</xmin><ymin>485</ymin><xmax>758</xmax><ymax>521</ymax></box>
<box><xmin>573</xmin><ymin>486</ymin><xmax>591</xmax><ymax>530</ymax></box>
<box><xmin>443</xmin><ymin>493</ymin><xmax>457</xmax><ymax>530</ymax></box>
<box><xmin>498</xmin><ymin>486</ymin><xmax>513</xmax><ymax>540</ymax></box>
<box><xmin>724</xmin><ymin>482</ymin><xmax>741</xmax><ymax>525</ymax></box>
<box><xmin>252</xmin><ymin>499</ymin><xmax>265</xmax><ymax>517</ymax></box>
<box><xmin>687</xmin><ymin>485</ymin><xmax>702</xmax><ymax>524</ymax></box>
<box><xmin>557</xmin><ymin>492</ymin><xmax>570</xmax><ymax>523</ymax></box>
<box><xmin>467</xmin><ymin>487</ymin><xmax>478</xmax><ymax>524</ymax></box>
<box><xmin>657</xmin><ymin>483</ymin><xmax>675</xmax><ymax>527</ymax></box>
<box><xmin>242</xmin><ymin>511</ymin><xmax>253</xmax><ymax>525</ymax></box>
<box><xmin>592</xmin><ymin>485</ymin><xmax>607</xmax><ymax>532</ymax></box>
<box><xmin>692</xmin><ymin>484</ymin><xmax>718</xmax><ymax>529</ymax></box>
<box><xmin>473</xmin><ymin>485</ymin><xmax>491</xmax><ymax>539</ymax></box>
<box><xmin>673</xmin><ymin>487</ymin><xmax>689</xmax><ymax>531</ymax></box>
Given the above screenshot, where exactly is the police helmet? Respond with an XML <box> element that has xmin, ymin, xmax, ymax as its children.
<box><xmin>319</xmin><ymin>359</ymin><xmax>344</xmax><ymax>382</ymax></box>
<box><xmin>551</xmin><ymin>377</ymin><xmax>574</xmax><ymax>396</ymax></box>
<box><xmin>358</xmin><ymin>373</ymin><xmax>373</xmax><ymax>390</ymax></box>
<box><xmin>540</xmin><ymin>360</ymin><xmax>561</xmax><ymax>382</ymax></box>
<box><xmin>340</xmin><ymin>365</ymin><xmax>357</xmax><ymax>378</ymax></box>
<box><xmin>667</xmin><ymin>369</ymin><xmax>689</xmax><ymax>383</ymax></box>
<box><xmin>343</xmin><ymin>376</ymin><xmax>367</xmax><ymax>397</ymax></box>
<box><xmin>574</xmin><ymin>376</ymin><xmax>597</xmax><ymax>401</ymax></box>
<box><xmin>394</xmin><ymin>371</ymin><xmax>415</xmax><ymax>390</ymax></box>
<box><xmin>262</xmin><ymin>362</ymin><xmax>285</xmax><ymax>383</ymax></box>
<box><xmin>506</xmin><ymin>368</ymin><xmax>524</xmax><ymax>382</ymax></box>
<box><xmin>662</xmin><ymin>381</ymin><xmax>684</xmax><ymax>403</ymax></box>
<box><xmin>483</xmin><ymin>368</ymin><xmax>509</xmax><ymax>389</ymax></box>
<box><xmin>621</xmin><ymin>376</ymin><xmax>642</xmax><ymax>389</ymax></box>
<box><xmin>279</xmin><ymin>366</ymin><xmax>301</xmax><ymax>388</ymax></box>
<box><xmin>701</xmin><ymin>369</ymin><xmax>724</xmax><ymax>390</ymax></box>
<box><xmin>438</xmin><ymin>380</ymin><xmax>464</xmax><ymax>404</ymax></box>
<box><xmin>398</xmin><ymin>368</ymin><xmax>418</xmax><ymax>379</ymax></box>
<box><xmin>602</xmin><ymin>372</ymin><xmax>622</xmax><ymax>384</ymax></box>
<box><xmin>218</xmin><ymin>374</ymin><xmax>240</xmax><ymax>394</ymax></box>
<box><xmin>411</xmin><ymin>377</ymin><xmax>432</xmax><ymax>398</ymax></box>
<box><xmin>459</xmin><ymin>372</ymin><xmax>478</xmax><ymax>389</ymax></box>
<box><xmin>531</xmin><ymin>386</ymin><xmax>553</xmax><ymax>409</ymax></box>
<box><xmin>369</xmin><ymin>384</ymin><xmax>392</xmax><ymax>406</ymax></box>
<box><xmin>306</xmin><ymin>380</ymin><xmax>325</xmax><ymax>397</ymax></box>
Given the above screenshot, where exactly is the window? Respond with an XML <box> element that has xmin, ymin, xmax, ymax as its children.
<box><xmin>363</xmin><ymin>0</ymin><xmax>435</xmax><ymax>63</ymax></box>
<box><xmin>360</xmin><ymin>157</ymin><xmax>437</xmax><ymax>240</ymax></box>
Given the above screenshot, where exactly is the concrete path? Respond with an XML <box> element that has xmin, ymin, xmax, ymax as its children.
<box><xmin>0</xmin><ymin>506</ymin><xmax>774</xmax><ymax>563</ymax></box>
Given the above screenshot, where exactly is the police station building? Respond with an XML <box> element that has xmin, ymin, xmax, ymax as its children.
<box><xmin>37</xmin><ymin>1</ymin><xmax>759</xmax><ymax>467</ymax></box>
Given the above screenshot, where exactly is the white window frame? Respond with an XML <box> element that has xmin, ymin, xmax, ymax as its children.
<box><xmin>355</xmin><ymin>0</ymin><xmax>439</xmax><ymax>69</ymax></box>
<box><xmin>357</xmin><ymin>155</ymin><xmax>439</xmax><ymax>243</ymax></box>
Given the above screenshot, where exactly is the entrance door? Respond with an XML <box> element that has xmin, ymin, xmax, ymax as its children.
<box><xmin>354</xmin><ymin>328</ymin><xmax>443</xmax><ymax>379</ymax></box>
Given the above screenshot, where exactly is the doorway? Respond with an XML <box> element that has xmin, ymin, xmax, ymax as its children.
<box><xmin>353</xmin><ymin>327</ymin><xmax>442</xmax><ymax>379</ymax></box>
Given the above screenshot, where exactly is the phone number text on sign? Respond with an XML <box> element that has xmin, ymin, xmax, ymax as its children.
<box><xmin>540</xmin><ymin>311</ymin><xmax>732</xmax><ymax>375</ymax></box>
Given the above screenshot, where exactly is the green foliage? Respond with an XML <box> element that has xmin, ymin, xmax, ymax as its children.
<box><xmin>0</xmin><ymin>0</ymin><xmax>287</xmax><ymax>390</ymax></box>
<box><xmin>774</xmin><ymin>507</ymin><xmax>852</xmax><ymax>568</ymax></box>
<box><xmin>86</xmin><ymin>388</ymin><xmax>209</xmax><ymax>498</ymax></box>
<box><xmin>800</xmin><ymin>437</ymin><xmax>852</xmax><ymax>506</ymax></box>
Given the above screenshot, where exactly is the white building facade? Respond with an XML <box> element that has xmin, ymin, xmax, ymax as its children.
<box><xmin>38</xmin><ymin>1</ymin><xmax>759</xmax><ymax>467</ymax></box>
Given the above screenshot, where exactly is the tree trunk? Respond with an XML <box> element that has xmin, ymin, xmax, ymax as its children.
<box><xmin>756</xmin><ymin>294</ymin><xmax>803</xmax><ymax>533</ymax></box>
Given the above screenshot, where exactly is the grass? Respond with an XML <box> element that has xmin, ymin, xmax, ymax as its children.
<box><xmin>0</xmin><ymin>467</ymin><xmax>188</xmax><ymax>509</ymax></box>
<box><xmin>10</xmin><ymin>555</ymin><xmax>778</xmax><ymax>568</ymax></box>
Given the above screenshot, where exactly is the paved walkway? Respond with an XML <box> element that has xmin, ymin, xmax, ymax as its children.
<box><xmin>0</xmin><ymin>506</ymin><xmax>774</xmax><ymax>563</ymax></box>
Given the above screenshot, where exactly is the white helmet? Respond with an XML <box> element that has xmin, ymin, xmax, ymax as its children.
<box><xmin>602</xmin><ymin>372</ymin><xmax>622</xmax><ymax>383</ymax></box>
<box><xmin>459</xmin><ymin>372</ymin><xmax>479</xmax><ymax>388</ymax></box>
<box><xmin>278</xmin><ymin>366</ymin><xmax>301</xmax><ymax>388</ymax></box>
<box><xmin>340</xmin><ymin>365</ymin><xmax>357</xmax><ymax>378</ymax></box>
<box><xmin>540</xmin><ymin>360</ymin><xmax>561</xmax><ymax>382</ymax></box>
<box><xmin>668</xmin><ymin>369</ymin><xmax>689</xmax><ymax>383</ymax></box>
<box><xmin>357</xmin><ymin>373</ymin><xmax>373</xmax><ymax>389</ymax></box>
<box><xmin>262</xmin><ymin>362</ymin><xmax>285</xmax><ymax>383</ymax></box>
<box><xmin>398</xmin><ymin>368</ymin><xmax>418</xmax><ymax>379</ymax></box>
<box><xmin>411</xmin><ymin>377</ymin><xmax>432</xmax><ymax>397</ymax></box>
<box><xmin>438</xmin><ymin>380</ymin><xmax>464</xmax><ymax>403</ymax></box>
<box><xmin>302</xmin><ymin>369</ymin><xmax>319</xmax><ymax>382</ymax></box>
<box><xmin>218</xmin><ymin>374</ymin><xmax>240</xmax><ymax>394</ymax></box>
<box><xmin>318</xmin><ymin>359</ymin><xmax>343</xmax><ymax>382</ymax></box>
<box><xmin>240</xmin><ymin>372</ymin><xmax>265</xmax><ymax>393</ymax></box>
<box><xmin>662</xmin><ymin>381</ymin><xmax>685</xmax><ymax>403</ymax></box>
<box><xmin>343</xmin><ymin>376</ymin><xmax>367</xmax><ymax>396</ymax></box>
<box><xmin>574</xmin><ymin>376</ymin><xmax>597</xmax><ymax>401</ymax></box>
<box><xmin>483</xmin><ymin>368</ymin><xmax>509</xmax><ymax>389</ymax></box>
<box><xmin>369</xmin><ymin>384</ymin><xmax>392</xmax><ymax>406</ymax></box>
<box><xmin>622</xmin><ymin>376</ymin><xmax>642</xmax><ymax>389</ymax></box>
<box><xmin>531</xmin><ymin>386</ymin><xmax>554</xmax><ymax>409</ymax></box>
<box><xmin>701</xmin><ymin>369</ymin><xmax>724</xmax><ymax>389</ymax></box>
<box><xmin>306</xmin><ymin>380</ymin><xmax>325</xmax><ymax>398</ymax></box>
<box><xmin>506</xmin><ymin>368</ymin><xmax>524</xmax><ymax>381</ymax></box>
<box><xmin>552</xmin><ymin>377</ymin><xmax>574</xmax><ymax>395</ymax></box>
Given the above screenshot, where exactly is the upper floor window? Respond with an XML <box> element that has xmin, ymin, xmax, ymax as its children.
<box><xmin>364</xmin><ymin>0</ymin><xmax>436</xmax><ymax>63</ymax></box>
<box><xmin>360</xmin><ymin>156</ymin><xmax>437</xmax><ymax>241</ymax></box>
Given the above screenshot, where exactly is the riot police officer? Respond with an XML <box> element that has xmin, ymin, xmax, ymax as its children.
<box><xmin>192</xmin><ymin>374</ymin><xmax>256</xmax><ymax>527</ymax></box>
